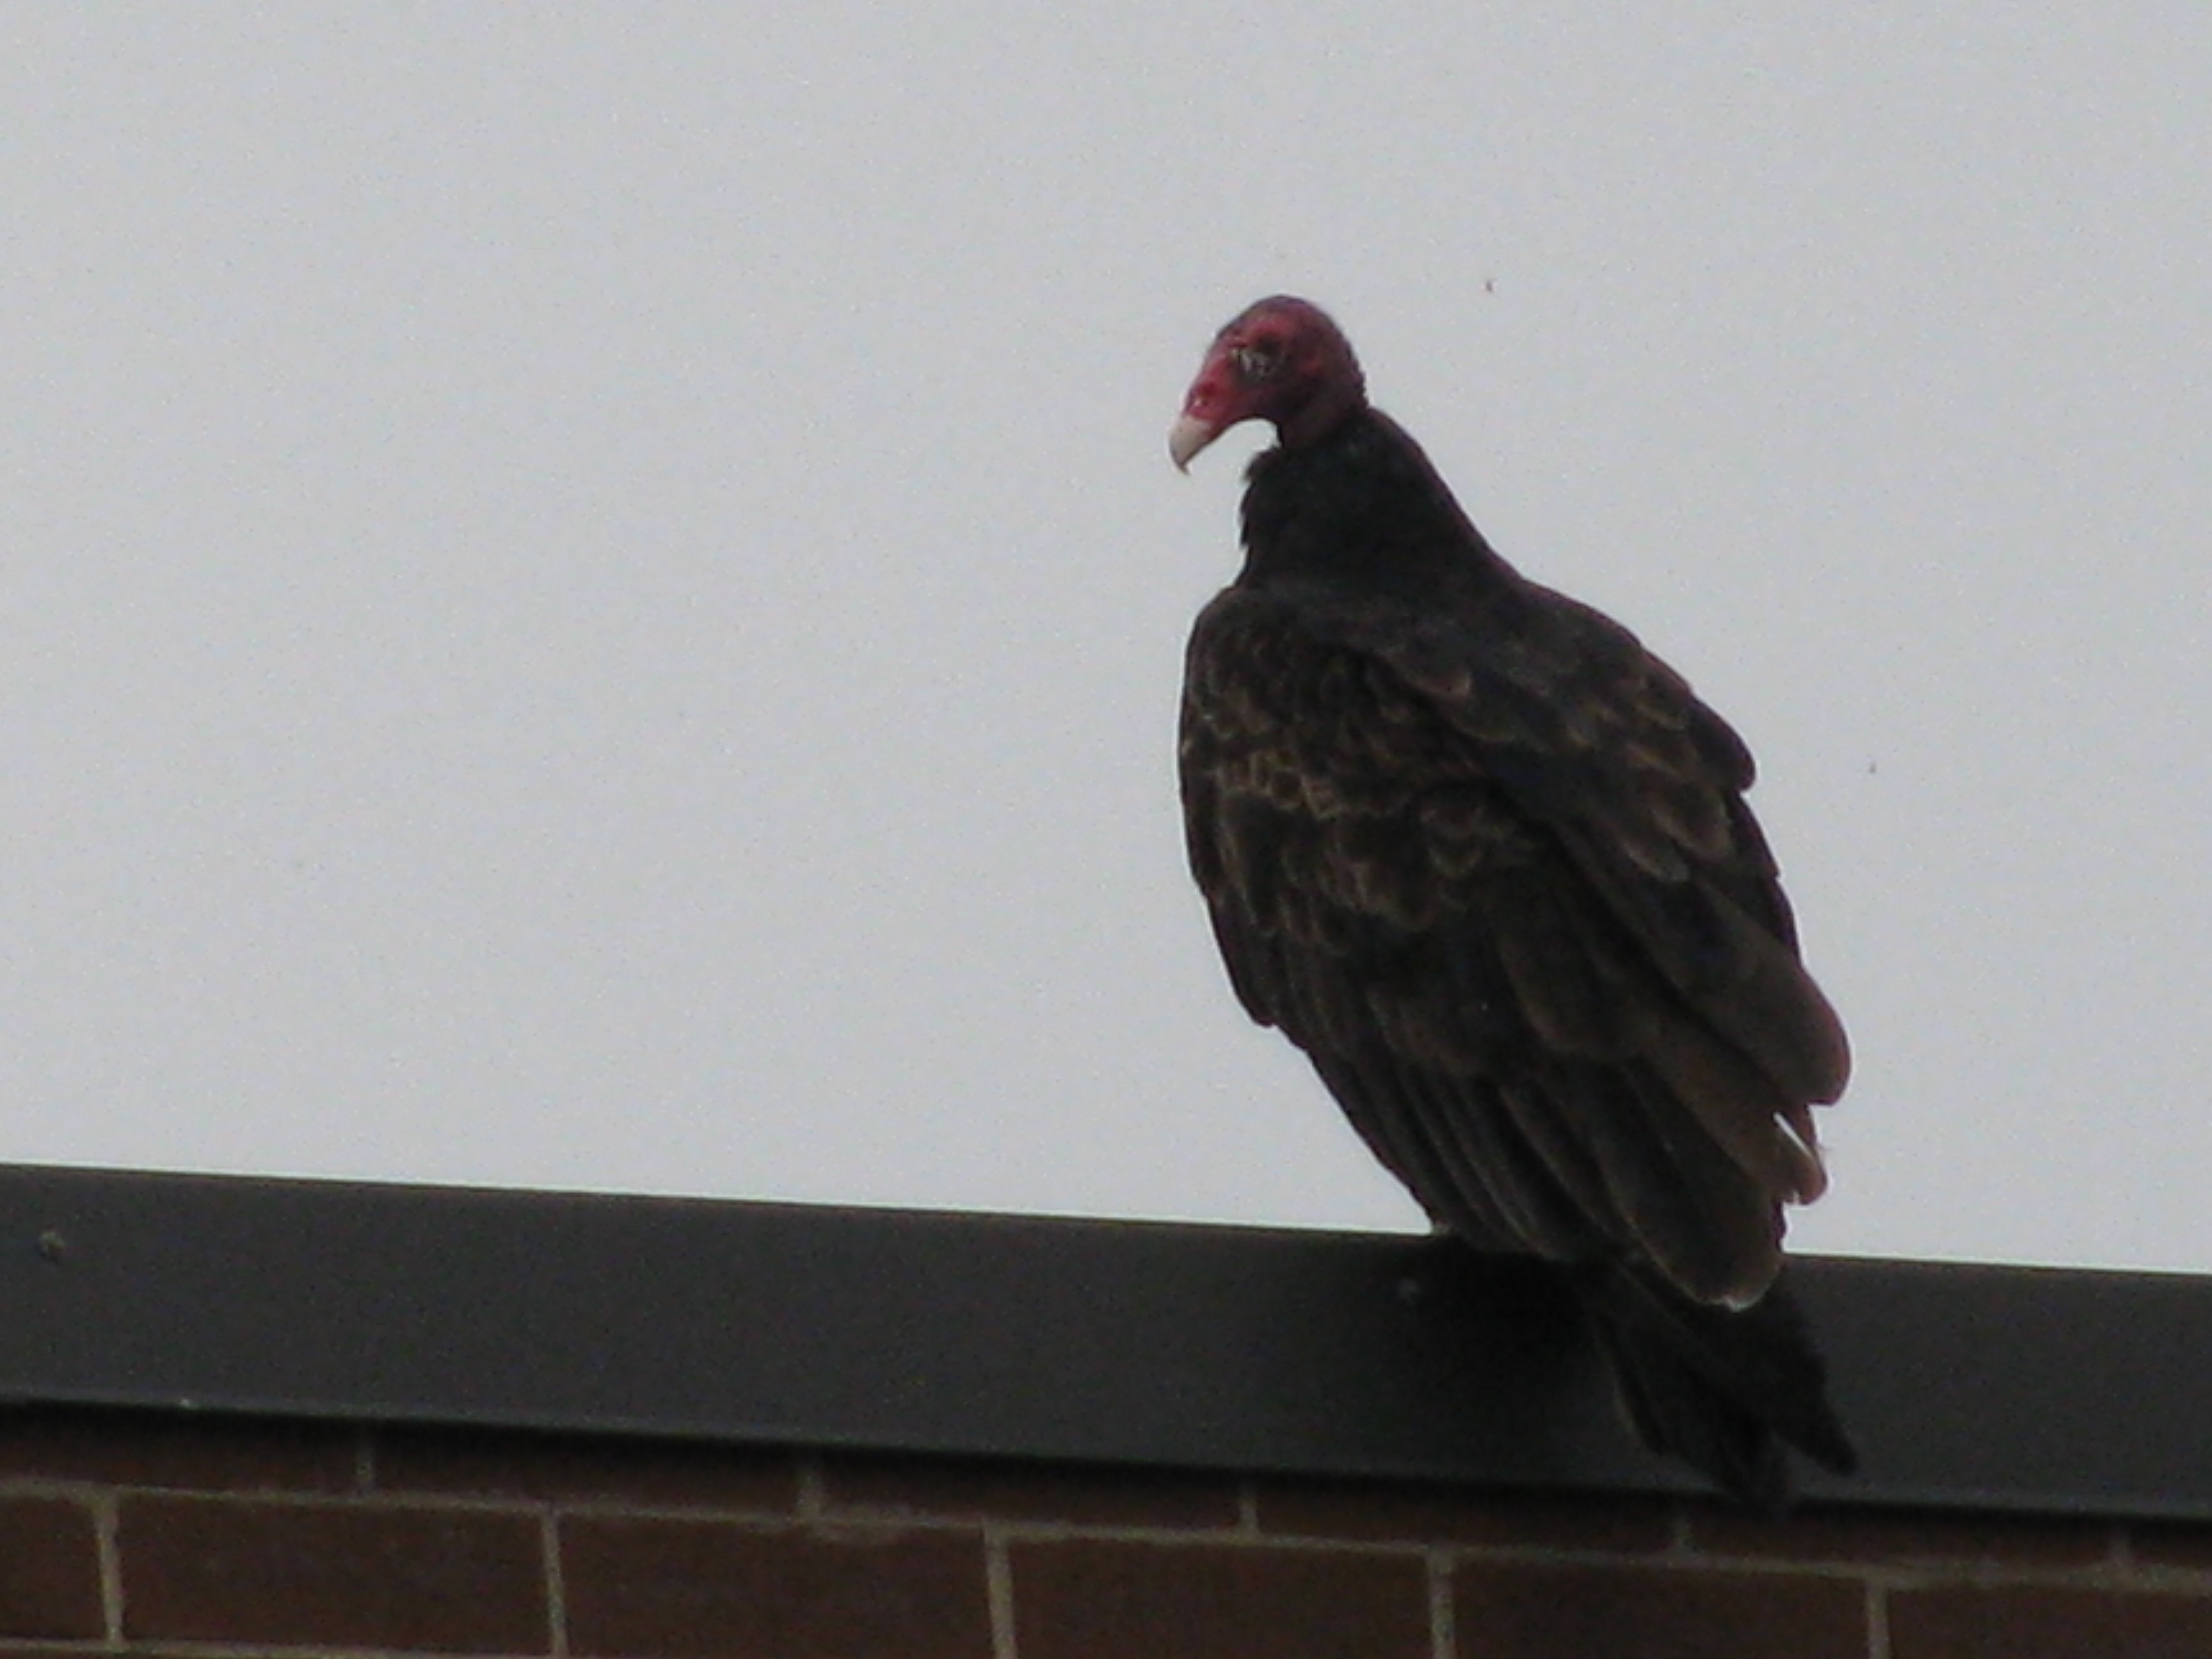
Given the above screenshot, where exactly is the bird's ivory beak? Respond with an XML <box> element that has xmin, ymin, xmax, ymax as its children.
<box><xmin>1168</xmin><ymin>412</ymin><xmax>1219</xmax><ymax>473</ymax></box>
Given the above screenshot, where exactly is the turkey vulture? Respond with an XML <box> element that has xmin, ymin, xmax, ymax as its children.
<box><xmin>1171</xmin><ymin>295</ymin><xmax>1854</xmax><ymax>1505</ymax></box>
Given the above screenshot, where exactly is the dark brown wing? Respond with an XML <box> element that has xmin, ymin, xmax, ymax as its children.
<box><xmin>1180</xmin><ymin>581</ymin><xmax>1845</xmax><ymax>1308</ymax></box>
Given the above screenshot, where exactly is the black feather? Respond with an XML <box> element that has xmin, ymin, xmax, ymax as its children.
<box><xmin>1575</xmin><ymin>1263</ymin><xmax>1857</xmax><ymax>1511</ymax></box>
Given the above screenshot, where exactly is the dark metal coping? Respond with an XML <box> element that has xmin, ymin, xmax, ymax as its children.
<box><xmin>3</xmin><ymin>1161</ymin><xmax>2208</xmax><ymax>1519</ymax></box>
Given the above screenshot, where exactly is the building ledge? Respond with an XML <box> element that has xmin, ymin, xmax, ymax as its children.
<box><xmin>3</xmin><ymin>1162</ymin><xmax>2207</xmax><ymax>1521</ymax></box>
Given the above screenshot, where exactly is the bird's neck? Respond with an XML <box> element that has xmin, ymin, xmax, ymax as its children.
<box><xmin>1237</xmin><ymin>408</ymin><xmax>1518</xmax><ymax>602</ymax></box>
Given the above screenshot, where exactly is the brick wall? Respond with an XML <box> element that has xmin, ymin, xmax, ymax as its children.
<box><xmin>5</xmin><ymin>1407</ymin><xmax>2212</xmax><ymax>1658</ymax></box>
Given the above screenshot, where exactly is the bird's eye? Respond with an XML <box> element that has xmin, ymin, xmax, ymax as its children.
<box><xmin>1232</xmin><ymin>343</ymin><xmax>1281</xmax><ymax>381</ymax></box>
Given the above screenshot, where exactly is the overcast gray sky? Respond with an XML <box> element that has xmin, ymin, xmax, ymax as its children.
<box><xmin>5</xmin><ymin>8</ymin><xmax>2209</xmax><ymax>1274</ymax></box>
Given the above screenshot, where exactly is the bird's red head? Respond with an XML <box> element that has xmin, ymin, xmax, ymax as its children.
<box><xmin>1169</xmin><ymin>295</ymin><xmax>1368</xmax><ymax>472</ymax></box>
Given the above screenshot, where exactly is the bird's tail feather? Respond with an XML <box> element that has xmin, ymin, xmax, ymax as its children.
<box><xmin>1575</xmin><ymin>1262</ymin><xmax>1855</xmax><ymax>1512</ymax></box>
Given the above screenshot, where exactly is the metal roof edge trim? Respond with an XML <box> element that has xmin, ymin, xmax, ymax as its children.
<box><xmin>4</xmin><ymin>1162</ymin><xmax>2207</xmax><ymax>1519</ymax></box>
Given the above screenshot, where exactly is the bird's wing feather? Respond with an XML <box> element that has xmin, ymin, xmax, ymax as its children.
<box><xmin>1181</xmin><ymin>584</ymin><xmax>1837</xmax><ymax>1303</ymax></box>
<box><xmin>1320</xmin><ymin>584</ymin><xmax>1848</xmax><ymax>1107</ymax></box>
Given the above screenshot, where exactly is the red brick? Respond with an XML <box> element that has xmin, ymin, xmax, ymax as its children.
<box><xmin>1454</xmin><ymin>1560</ymin><xmax>1865</xmax><ymax>1659</ymax></box>
<box><xmin>120</xmin><ymin>1494</ymin><xmax>546</xmax><ymax>1651</ymax></box>
<box><xmin>1254</xmin><ymin>1477</ymin><xmax>1672</xmax><ymax>1553</ymax></box>
<box><xmin>822</xmin><ymin>1452</ymin><xmax>1241</xmax><ymax>1531</ymax></box>
<box><xmin>1012</xmin><ymin>1537</ymin><xmax>1429</xmax><ymax>1659</ymax></box>
<box><xmin>373</xmin><ymin>1427</ymin><xmax>799</xmax><ymax>1512</ymax></box>
<box><xmin>562</xmin><ymin>1516</ymin><xmax>991</xmax><ymax>1658</ymax></box>
<box><xmin>0</xmin><ymin>1497</ymin><xmax>103</xmax><ymax>1639</ymax></box>
<box><xmin>0</xmin><ymin>1407</ymin><xmax>356</xmax><ymax>1494</ymax></box>
<box><xmin>1688</xmin><ymin>1499</ymin><xmax>2113</xmax><ymax>1569</ymax></box>
<box><xmin>1890</xmin><ymin>1583</ymin><xmax>2212</xmax><ymax>1658</ymax></box>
